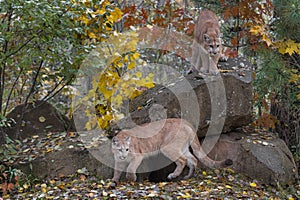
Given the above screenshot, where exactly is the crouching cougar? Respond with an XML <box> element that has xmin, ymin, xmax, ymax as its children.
<box><xmin>111</xmin><ymin>118</ymin><xmax>233</xmax><ymax>182</ymax></box>
<box><xmin>191</xmin><ymin>10</ymin><xmax>226</xmax><ymax>75</ymax></box>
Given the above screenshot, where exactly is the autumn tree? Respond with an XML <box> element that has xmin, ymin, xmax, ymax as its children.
<box><xmin>267</xmin><ymin>0</ymin><xmax>299</xmax><ymax>164</ymax></box>
<box><xmin>0</xmin><ymin>0</ymin><xmax>91</xmax><ymax>139</ymax></box>
<box><xmin>219</xmin><ymin>0</ymin><xmax>299</xmax><ymax>170</ymax></box>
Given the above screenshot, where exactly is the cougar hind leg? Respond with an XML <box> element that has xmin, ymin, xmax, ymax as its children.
<box><xmin>161</xmin><ymin>148</ymin><xmax>187</xmax><ymax>180</ymax></box>
<box><xmin>183</xmin><ymin>150</ymin><xmax>197</xmax><ymax>179</ymax></box>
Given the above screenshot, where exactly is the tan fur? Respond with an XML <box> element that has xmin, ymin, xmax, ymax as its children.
<box><xmin>111</xmin><ymin>118</ymin><xmax>232</xmax><ymax>182</ymax></box>
<box><xmin>191</xmin><ymin>10</ymin><xmax>225</xmax><ymax>75</ymax></box>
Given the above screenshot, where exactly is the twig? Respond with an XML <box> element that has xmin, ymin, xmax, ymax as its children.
<box><xmin>15</xmin><ymin>60</ymin><xmax>44</xmax><ymax>139</ymax></box>
<box><xmin>3</xmin><ymin>68</ymin><xmax>24</xmax><ymax>115</ymax></box>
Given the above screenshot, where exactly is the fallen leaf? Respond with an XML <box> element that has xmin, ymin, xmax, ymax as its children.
<box><xmin>38</xmin><ymin>116</ymin><xmax>46</xmax><ymax>123</ymax></box>
<box><xmin>249</xmin><ymin>182</ymin><xmax>257</xmax><ymax>188</ymax></box>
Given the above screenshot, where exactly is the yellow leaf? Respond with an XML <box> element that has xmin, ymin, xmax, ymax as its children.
<box><xmin>41</xmin><ymin>183</ymin><xmax>47</xmax><ymax>193</ymax></box>
<box><xmin>137</xmin><ymin>106</ymin><xmax>143</xmax><ymax>110</ymax></box>
<box><xmin>132</xmin><ymin>52</ymin><xmax>140</xmax><ymax>59</ymax></box>
<box><xmin>262</xmin><ymin>34</ymin><xmax>272</xmax><ymax>46</ymax></box>
<box><xmin>142</xmin><ymin>82</ymin><xmax>155</xmax><ymax>88</ymax></box>
<box><xmin>130</xmin><ymin>90</ymin><xmax>141</xmax><ymax>99</ymax></box>
<box><xmin>115</xmin><ymin>61</ymin><xmax>123</xmax><ymax>68</ymax></box>
<box><xmin>41</xmin><ymin>187</ymin><xmax>47</xmax><ymax>193</ymax></box>
<box><xmin>46</xmin><ymin>148</ymin><xmax>53</xmax><ymax>153</ymax></box>
<box><xmin>124</xmin><ymin>55</ymin><xmax>129</xmax><ymax>62</ymax></box>
<box><xmin>289</xmin><ymin>73</ymin><xmax>300</xmax><ymax>84</ymax></box>
<box><xmin>158</xmin><ymin>181</ymin><xmax>167</xmax><ymax>187</ymax></box>
<box><xmin>249</xmin><ymin>25</ymin><xmax>262</xmax><ymax>35</ymax></box>
<box><xmin>113</xmin><ymin>94</ymin><xmax>123</xmax><ymax>106</ymax></box>
<box><xmin>96</xmin><ymin>8</ymin><xmax>106</xmax><ymax>15</ymax></box>
<box><xmin>136</xmin><ymin>72</ymin><xmax>142</xmax><ymax>78</ymax></box>
<box><xmin>249</xmin><ymin>182</ymin><xmax>257</xmax><ymax>187</ymax></box>
<box><xmin>105</xmin><ymin>21</ymin><xmax>112</xmax><ymax>31</ymax></box>
<box><xmin>180</xmin><ymin>192</ymin><xmax>191</xmax><ymax>198</ymax></box>
<box><xmin>87</xmin><ymin>31</ymin><xmax>97</xmax><ymax>39</ymax></box>
<box><xmin>77</xmin><ymin>15</ymin><xmax>89</xmax><ymax>25</ymax></box>
<box><xmin>276</xmin><ymin>39</ymin><xmax>300</xmax><ymax>55</ymax></box>
<box><xmin>128</xmin><ymin>62</ymin><xmax>135</xmax><ymax>70</ymax></box>
<box><xmin>23</xmin><ymin>183</ymin><xmax>29</xmax><ymax>189</ymax></box>
<box><xmin>107</xmin><ymin>7</ymin><xmax>123</xmax><ymax>23</ymax></box>
<box><xmin>39</xmin><ymin>116</ymin><xmax>46</xmax><ymax>123</ymax></box>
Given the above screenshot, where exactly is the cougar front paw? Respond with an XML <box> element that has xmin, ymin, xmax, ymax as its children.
<box><xmin>167</xmin><ymin>173</ymin><xmax>178</xmax><ymax>180</ymax></box>
<box><xmin>126</xmin><ymin>173</ymin><xmax>137</xmax><ymax>181</ymax></box>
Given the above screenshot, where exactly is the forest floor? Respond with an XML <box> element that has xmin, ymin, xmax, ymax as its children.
<box><xmin>0</xmin><ymin>131</ymin><xmax>299</xmax><ymax>199</ymax></box>
<box><xmin>4</xmin><ymin>166</ymin><xmax>299</xmax><ymax>199</ymax></box>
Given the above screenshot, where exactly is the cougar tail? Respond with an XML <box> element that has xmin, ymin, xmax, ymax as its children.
<box><xmin>190</xmin><ymin>136</ymin><xmax>233</xmax><ymax>168</ymax></box>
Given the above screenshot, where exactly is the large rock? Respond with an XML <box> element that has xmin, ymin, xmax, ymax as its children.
<box><xmin>205</xmin><ymin>131</ymin><xmax>298</xmax><ymax>185</ymax></box>
<box><xmin>5</xmin><ymin>101</ymin><xmax>75</xmax><ymax>139</ymax></box>
<box><xmin>112</xmin><ymin>57</ymin><xmax>253</xmax><ymax>138</ymax></box>
<box><xmin>15</xmin><ymin>130</ymin><xmax>298</xmax><ymax>185</ymax></box>
<box><xmin>15</xmin><ymin>131</ymin><xmax>150</xmax><ymax>181</ymax></box>
<box><xmin>16</xmin><ymin>138</ymin><xmax>114</xmax><ymax>180</ymax></box>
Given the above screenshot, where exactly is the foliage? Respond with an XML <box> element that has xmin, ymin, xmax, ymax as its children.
<box><xmin>219</xmin><ymin>0</ymin><xmax>299</xmax><ymax>146</ymax></box>
<box><xmin>71</xmin><ymin>0</ymin><xmax>156</xmax><ymax>131</ymax></box>
<box><xmin>249</xmin><ymin>0</ymin><xmax>300</xmax><ymax>159</ymax></box>
<box><xmin>0</xmin><ymin>0</ymin><xmax>88</xmax><ymax>139</ymax></box>
<box><xmin>74</xmin><ymin>0</ymin><xmax>300</xmax><ymax>154</ymax></box>
<box><xmin>273</xmin><ymin>0</ymin><xmax>300</xmax><ymax>41</ymax></box>
<box><xmin>70</xmin><ymin>0</ymin><xmax>123</xmax><ymax>43</ymax></box>
<box><xmin>220</xmin><ymin>0</ymin><xmax>273</xmax><ymax>57</ymax></box>
<box><xmin>122</xmin><ymin>0</ymin><xmax>194</xmax><ymax>34</ymax></box>
<box><xmin>72</xmin><ymin>0</ymin><xmax>200</xmax><ymax>131</ymax></box>
<box><xmin>0</xmin><ymin>136</ymin><xmax>21</xmax><ymax>196</ymax></box>
<box><xmin>219</xmin><ymin>0</ymin><xmax>299</xmax><ymax>171</ymax></box>
<box><xmin>0</xmin><ymin>115</ymin><xmax>14</xmax><ymax>128</ymax></box>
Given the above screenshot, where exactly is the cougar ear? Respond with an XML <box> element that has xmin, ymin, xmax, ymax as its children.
<box><xmin>112</xmin><ymin>137</ymin><xmax>119</xmax><ymax>147</ymax></box>
<box><xmin>203</xmin><ymin>34</ymin><xmax>210</xmax><ymax>42</ymax></box>
<box><xmin>125</xmin><ymin>136</ymin><xmax>131</xmax><ymax>144</ymax></box>
<box><xmin>218</xmin><ymin>33</ymin><xmax>223</xmax><ymax>38</ymax></box>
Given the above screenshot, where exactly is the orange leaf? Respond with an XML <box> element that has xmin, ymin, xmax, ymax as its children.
<box><xmin>232</xmin><ymin>6</ymin><xmax>239</xmax><ymax>17</ymax></box>
<box><xmin>7</xmin><ymin>183</ymin><xmax>14</xmax><ymax>191</ymax></box>
<box><xmin>231</xmin><ymin>37</ymin><xmax>238</xmax><ymax>47</ymax></box>
<box><xmin>222</xmin><ymin>8</ymin><xmax>232</xmax><ymax>20</ymax></box>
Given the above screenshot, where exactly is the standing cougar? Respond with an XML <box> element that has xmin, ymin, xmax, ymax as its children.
<box><xmin>111</xmin><ymin>118</ymin><xmax>233</xmax><ymax>182</ymax></box>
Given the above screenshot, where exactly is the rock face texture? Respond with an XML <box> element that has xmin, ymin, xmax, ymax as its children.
<box><xmin>5</xmin><ymin>101</ymin><xmax>74</xmax><ymax>139</ymax></box>
<box><xmin>205</xmin><ymin>131</ymin><xmax>298</xmax><ymax>184</ymax></box>
<box><xmin>112</xmin><ymin>70</ymin><xmax>253</xmax><ymax>138</ymax></box>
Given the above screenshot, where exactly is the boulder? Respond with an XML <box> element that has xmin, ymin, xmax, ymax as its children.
<box><xmin>16</xmin><ymin>138</ymin><xmax>114</xmax><ymax>180</ymax></box>
<box><xmin>16</xmin><ymin>130</ymin><xmax>298</xmax><ymax>185</ymax></box>
<box><xmin>5</xmin><ymin>101</ymin><xmax>75</xmax><ymax>139</ymax></box>
<box><xmin>15</xmin><ymin>131</ymin><xmax>150</xmax><ymax>181</ymax></box>
<box><xmin>205</xmin><ymin>131</ymin><xmax>298</xmax><ymax>185</ymax></box>
<box><xmin>112</xmin><ymin>57</ymin><xmax>253</xmax><ymax>138</ymax></box>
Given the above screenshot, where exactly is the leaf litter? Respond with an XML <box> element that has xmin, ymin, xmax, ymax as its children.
<box><xmin>4</xmin><ymin>167</ymin><xmax>299</xmax><ymax>199</ymax></box>
<box><xmin>1</xmin><ymin>132</ymin><xmax>299</xmax><ymax>199</ymax></box>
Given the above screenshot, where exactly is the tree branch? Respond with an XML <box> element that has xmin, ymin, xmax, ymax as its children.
<box><xmin>15</xmin><ymin>60</ymin><xmax>44</xmax><ymax>139</ymax></box>
<box><xmin>3</xmin><ymin>30</ymin><xmax>43</xmax><ymax>61</ymax></box>
<box><xmin>43</xmin><ymin>77</ymin><xmax>74</xmax><ymax>102</ymax></box>
<box><xmin>3</xmin><ymin>68</ymin><xmax>24</xmax><ymax>115</ymax></box>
